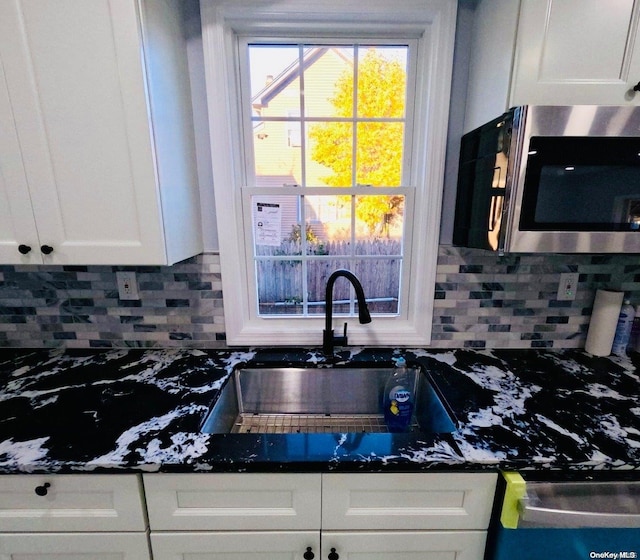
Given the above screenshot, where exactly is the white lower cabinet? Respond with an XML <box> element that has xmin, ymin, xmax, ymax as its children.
<box><xmin>150</xmin><ymin>532</ymin><xmax>320</xmax><ymax>560</ymax></box>
<box><xmin>143</xmin><ymin>473</ymin><xmax>321</xmax><ymax>531</ymax></box>
<box><xmin>142</xmin><ymin>472</ymin><xmax>497</xmax><ymax>560</ymax></box>
<box><xmin>323</xmin><ymin>531</ymin><xmax>487</xmax><ymax>560</ymax></box>
<box><xmin>0</xmin><ymin>474</ymin><xmax>150</xmax><ymax>560</ymax></box>
<box><xmin>149</xmin><ymin>531</ymin><xmax>486</xmax><ymax>560</ymax></box>
<box><xmin>0</xmin><ymin>532</ymin><xmax>150</xmax><ymax>560</ymax></box>
<box><xmin>322</xmin><ymin>473</ymin><xmax>496</xmax><ymax>531</ymax></box>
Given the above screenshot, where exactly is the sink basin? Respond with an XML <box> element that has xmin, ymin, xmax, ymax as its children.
<box><xmin>200</xmin><ymin>365</ymin><xmax>457</xmax><ymax>435</ymax></box>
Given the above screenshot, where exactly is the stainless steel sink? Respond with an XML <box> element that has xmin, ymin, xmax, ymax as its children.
<box><xmin>200</xmin><ymin>365</ymin><xmax>457</xmax><ymax>435</ymax></box>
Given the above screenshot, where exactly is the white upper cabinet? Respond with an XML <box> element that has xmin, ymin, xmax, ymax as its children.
<box><xmin>465</xmin><ymin>0</ymin><xmax>640</xmax><ymax>131</ymax></box>
<box><xmin>0</xmin><ymin>59</ymin><xmax>40</xmax><ymax>262</ymax></box>
<box><xmin>0</xmin><ymin>0</ymin><xmax>202</xmax><ymax>265</ymax></box>
<box><xmin>512</xmin><ymin>0</ymin><xmax>640</xmax><ymax>106</ymax></box>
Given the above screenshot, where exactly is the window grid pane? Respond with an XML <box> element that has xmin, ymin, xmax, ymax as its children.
<box><xmin>248</xmin><ymin>43</ymin><xmax>408</xmax><ymax>189</ymax></box>
<box><xmin>252</xmin><ymin>193</ymin><xmax>403</xmax><ymax>317</ymax></box>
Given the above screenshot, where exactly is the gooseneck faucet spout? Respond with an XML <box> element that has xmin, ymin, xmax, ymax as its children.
<box><xmin>323</xmin><ymin>269</ymin><xmax>372</xmax><ymax>354</ymax></box>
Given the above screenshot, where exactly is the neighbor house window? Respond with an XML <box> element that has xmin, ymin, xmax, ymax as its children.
<box><xmin>286</xmin><ymin>109</ymin><xmax>301</xmax><ymax>148</ymax></box>
<box><xmin>201</xmin><ymin>0</ymin><xmax>456</xmax><ymax>347</ymax></box>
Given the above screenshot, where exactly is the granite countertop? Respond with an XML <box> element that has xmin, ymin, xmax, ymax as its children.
<box><xmin>0</xmin><ymin>347</ymin><xmax>638</xmax><ymax>475</ymax></box>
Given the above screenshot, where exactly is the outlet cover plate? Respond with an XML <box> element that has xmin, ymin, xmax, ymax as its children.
<box><xmin>557</xmin><ymin>272</ymin><xmax>579</xmax><ymax>301</ymax></box>
<box><xmin>116</xmin><ymin>271</ymin><xmax>140</xmax><ymax>300</ymax></box>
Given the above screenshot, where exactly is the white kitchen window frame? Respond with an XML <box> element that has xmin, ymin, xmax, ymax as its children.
<box><xmin>241</xmin><ymin>38</ymin><xmax>416</xmax><ymax>324</ymax></box>
<box><xmin>200</xmin><ymin>0</ymin><xmax>456</xmax><ymax>347</ymax></box>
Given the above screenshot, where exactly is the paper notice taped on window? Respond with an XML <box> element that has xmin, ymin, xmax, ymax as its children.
<box><xmin>254</xmin><ymin>201</ymin><xmax>282</xmax><ymax>246</ymax></box>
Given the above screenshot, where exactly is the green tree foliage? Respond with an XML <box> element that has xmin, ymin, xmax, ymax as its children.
<box><xmin>309</xmin><ymin>49</ymin><xmax>406</xmax><ymax>235</ymax></box>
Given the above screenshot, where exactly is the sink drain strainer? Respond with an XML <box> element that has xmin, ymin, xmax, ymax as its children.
<box><xmin>231</xmin><ymin>413</ymin><xmax>418</xmax><ymax>434</ymax></box>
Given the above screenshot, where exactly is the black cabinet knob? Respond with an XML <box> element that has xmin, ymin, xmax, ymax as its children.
<box><xmin>40</xmin><ymin>245</ymin><xmax>54</xmax><ymax>255</ymax></box>
<box><xmin>327</xmin><ymin>548</ymin><xmax>339</xmax><ymax>560</ymax></box>
<box><xmin>634</xmin><ymin>81</ymin><xmax>640</xmax><ymax>92</ymax></box>
<box><xmin>18</xmin><ymin>244</ymin><xmax>32</xmax><ymax>255</ymax></box>
<box><xmin>34</xmin><ymin>482</ymin><xmax>51</xmax><ymax>496</ymax></box>
<box><xmin>303</xmin><ymin>547</ymin><xmax>315</xmax><ymax>560</ymax></box>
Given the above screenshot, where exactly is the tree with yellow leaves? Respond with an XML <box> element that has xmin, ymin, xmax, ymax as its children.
<box><xmin>309</xmin><ymin>49</ymin><xmax>406</xmax><ymax>236</ymax></box>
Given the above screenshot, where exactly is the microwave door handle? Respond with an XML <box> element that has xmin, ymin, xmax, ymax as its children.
<box><xmin>518</xmin><ymin>498</ymin><xmax>640</xmax><ymax>528</ymax></box>
<box><xmin>489</xmin><ymin>166</ymin><xmax>503</xmax><ymax>230</ymax></box>
<box><xmin>489</xmin><ymin>194</ymin><xmax>500</xmax><ymax>231</ymax></box>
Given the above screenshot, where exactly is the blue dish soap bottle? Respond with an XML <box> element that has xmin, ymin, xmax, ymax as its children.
<box><xmin>383</xmin><ymin>357</ymin><xmax>414</xmax><ymax>432</ymax></box>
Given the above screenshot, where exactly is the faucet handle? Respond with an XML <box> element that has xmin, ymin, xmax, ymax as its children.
<box><xmin>336</xmin><ymin>322</ymin><xmax>348</xmax><ymax>346</ymax></box>
<box><xmin>322</xmin><ymin>323</ymin><xmax>348</xmax><ymax>354</ymax></box>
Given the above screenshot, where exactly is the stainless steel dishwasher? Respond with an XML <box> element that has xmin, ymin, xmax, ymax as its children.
<box><xmin>488</xmin><ymin>472</ymin><xmax>640</xmax><ymax>560</ymax></box>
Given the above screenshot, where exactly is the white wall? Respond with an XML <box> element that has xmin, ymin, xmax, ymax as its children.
<box><xmin>184</xmin><ymin>0</ymin><xmax>219</xmax><ymax>252</ymax></box>
<box><xmin>439</xmin><ymin>0</ymin><xmax>476</xmax><ymax>245</ymax></box>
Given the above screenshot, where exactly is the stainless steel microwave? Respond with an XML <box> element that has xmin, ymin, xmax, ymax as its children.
<box><xmin>453</xmin><ymin>105</ymin><xmax>640</xmax><ymax>253</ymax></box>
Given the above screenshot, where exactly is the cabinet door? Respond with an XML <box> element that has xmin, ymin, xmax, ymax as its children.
<box><xmin>143</xmin><ymin>473</ymin><xmax>322</xmax><ymax>531</ymax></box>
<box><xmin>0</xmin><ymin>58</ymin><xmax>42</xmax><ymax>264</ymax></box>
<box><xmin>150</xmin><ymin>531</ymin><xmax>319</xmax><ymax>560</ymax></box>
<box><xmin>322</xmin><ymin>531</ymin><xmax>487</xmax><ymax>560</ymax></box>
<box><xmin>322</xmin><ymin>472</ymin><xmax>497</xmax><ymax>531</ymax></box>
<box><xmin>0</xmin><ymin>0</ymin><xmax>168</xmax><ymax>265</ymax></box>
<box><xmin>0</xmin><ymin>474</ymin><xmax>147</xmax><ymax>533</ymax></box>
<box><xmin>0</xmin><ymin>532</ymin><xmax>151</xmax><ymax>560</ymax></box>
<box><xmin>511</xmin><ymin>0</ymin><xmax>640</xmax><ymax>105</ymax></box>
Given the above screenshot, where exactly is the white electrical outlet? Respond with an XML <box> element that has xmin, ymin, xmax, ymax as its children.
<box><xmin>116</xmin><ymin>271</ymin><xmax>140</xmax><ymax>300</ymax></box>
<box><xmin>557</xmin><ymin>272</ymin><xmax>579</xmax><ymax>301</ymax></box>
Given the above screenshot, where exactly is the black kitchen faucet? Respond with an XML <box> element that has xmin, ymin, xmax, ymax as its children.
<box><xmin>322</xmin><ymin>269</ymin><xmax>372</xmax><ymax>355</ymax></box>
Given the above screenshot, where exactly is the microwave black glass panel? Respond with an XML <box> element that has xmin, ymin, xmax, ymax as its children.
<box><xmin>520</xmin><ymin>137</ymin><xmax>640</xmax><ymax>231</ymax></box>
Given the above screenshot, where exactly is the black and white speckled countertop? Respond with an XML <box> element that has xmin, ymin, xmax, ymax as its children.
<box><xmin>0</xmin><ymin>347</ymin><xmax>638</xmax><ymax>475</ymax></box>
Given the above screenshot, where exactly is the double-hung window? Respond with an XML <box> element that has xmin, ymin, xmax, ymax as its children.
<box><xmin>201</xmin><ymin>0</ymin><xmax>456</xmax><ymax>347</ymax></box>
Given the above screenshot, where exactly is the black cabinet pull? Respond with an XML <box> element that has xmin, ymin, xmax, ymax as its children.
<box><xmin>634</xmin><ymin>81</ymin><xmax>640</xmax><ymax>92</ymax></box>
<box><xmin>303</xmin><ymin>547</ymin><xmax>315</xmax><ymax>560</ymax></box>
<box><xmin>34</xmin><ymin>482</ymin><xmax>51</xmax><ymax>496</ymax></box>
<box><xmin>18</xmin><ymin>244</ymin><xmax>32</xmax><ymax>254</ymax></box>
<box><xmin>327</xmin><ymin>548</ymin><xmax>339</xmax><ymax>560</ymax></box>
<box><xmin>40</xmin><ymin>245</ymin><xmax>54</xmax><ymax>255</ymax></box>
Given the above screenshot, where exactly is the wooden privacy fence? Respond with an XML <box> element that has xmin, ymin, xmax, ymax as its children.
<box><xmin>256</xmin><ymin>239</ymin><xmax>401</xmax><ymax>313</ymax></box>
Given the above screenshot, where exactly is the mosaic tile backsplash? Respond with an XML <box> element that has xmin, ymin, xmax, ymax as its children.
<box><xmin>1</xmin><ymin>247</ymin><xmax>640</xmax><ymax>349</ymax></box>
<box><xmin>0</xmin><ymin>254</ymin><xmax>224</xmax><ymax>349</ymax></box>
